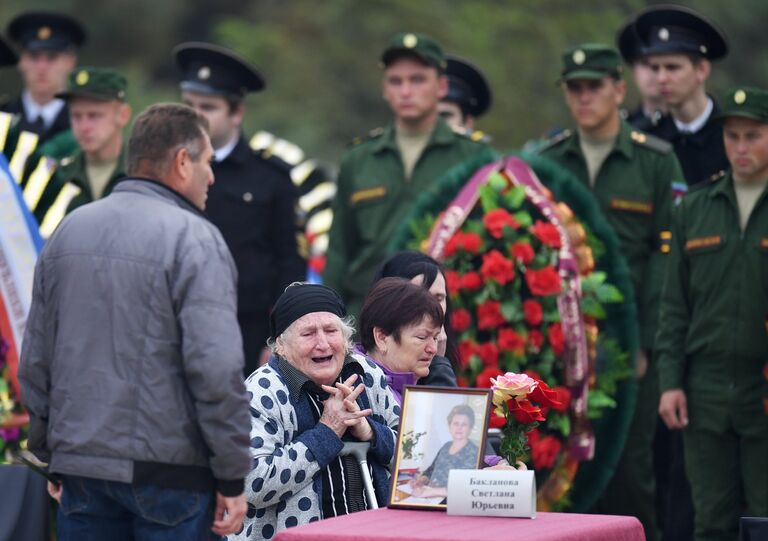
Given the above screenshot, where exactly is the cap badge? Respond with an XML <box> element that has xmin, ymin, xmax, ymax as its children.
<box><xmin>699</xmin><ymin>45</ymin><xmax>708</xmax><ymax>55</ymax></box>
<box><xmin>403</xmin><ymin>34</ymin><xmax>418</xmax><ymax>48</ymax></box>
<box><xmin>37</xmin><ymin>26</ymin><xmax>51</xmax><ymax>40</ymax></box>
<box><xmin>734</xmin><ymin>90</ymin><xmax>747</xmax><ymax>105</ymax></box>
<box><xmin>243</xmin><ymin>192</ymin><xmax>253</xmax><ymax>203</ymax></box>
<box><xmin>573</xmin><ymin>49</ymin><xmax>586</xmax><ymax>65</ymax></box>
<box><xmin>197</xmin><ymin>66</ymin><xmax>211</xmax><ymax>80</ymax></box>
<box><xmin>75</xmin><ymin>70</ymin><xmax>89</xmax><ymax>86</ymax></box>
<box><xmin>659</xmin><ymin>27</ymin><xmax>670</xmax><ymax>41</ymax></box>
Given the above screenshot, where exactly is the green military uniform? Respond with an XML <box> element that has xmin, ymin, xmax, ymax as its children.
<box><xmin>656</xmin><ymin>87</ymin><xmax>768</xmax><ymax>541</ymax></box>
<box><xmin>19</xmin><ymin>67</ymin><xmax>129</xmax><ymax>238</ymax></box>
<box><xmin>537</xmin><ymin>44</ymin><xmax>686</xmax><ymax>541</ymax></box>
<box><xmin>324</xmin><ymin>33</ymin><xmax>495</xmax><ymax>315</ymax></box>
<box><xmin>33</xmin><ymin>147</ymin><xmax>126</xmax><ymax>235</ymax></box>
<box><xmin>325</xmin><ymin>119</ymin><xmax>494</xmax><ymax>315</ymax></box>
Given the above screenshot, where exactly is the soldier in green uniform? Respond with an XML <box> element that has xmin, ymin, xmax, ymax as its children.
<box><xmin>536</xmin><ymin>44</ymin><xmax>685</xmax><ymax>541</ymax></box>
<box><xmin>29</xmin><ymin>67</ymin><xmax>131</xmax><ymax>237</ymax></box>
<box><xmin>656</xmin><ymin>87</ymin><xmax>768</xmax><ymax>541</ymax></box>
<box><xmin>324</xmin><ymin>32</ymin><xmax>495</xmax><ymax>315</ymax></box>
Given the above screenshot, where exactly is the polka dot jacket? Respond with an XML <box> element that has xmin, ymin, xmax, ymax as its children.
<box><xmin>226</xmin><ymin>352</ymin><xmax>401</xmax><ymax>540</ymax></box>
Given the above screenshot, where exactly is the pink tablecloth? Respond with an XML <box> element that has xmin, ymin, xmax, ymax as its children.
<box><xmin>273</xmin><ymin>508</ymin><xmax>645</xmax><ymax>541</ymax></box>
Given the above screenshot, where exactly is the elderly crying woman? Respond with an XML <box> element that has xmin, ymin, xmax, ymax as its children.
<box><xmin>232</xmin><ymin>283</ymin><xmax>400</xmax><ymax>541</ymax></box>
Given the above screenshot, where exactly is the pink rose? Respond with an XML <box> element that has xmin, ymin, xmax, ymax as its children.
<box><xmin>491</xmin><ymin>372</ymin><xmax>538</xmax><ymax>407</ymax></box>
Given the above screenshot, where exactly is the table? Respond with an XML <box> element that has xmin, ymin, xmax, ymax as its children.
<box><xmin>273</xmin><ymin>507</ymin><xmax>646</xmax><ymax>541</ymax></box>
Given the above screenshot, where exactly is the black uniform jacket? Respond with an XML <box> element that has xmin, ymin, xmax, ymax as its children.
<box><xmin>206</xmin><ymin>135</ymin><xmax>306</xmax><ymax>361</ymax></box>
<box><xmin>647</xmin><ymin>100</ymin><xmax>729</xmax><ymax>187</ymax></box>
<box><xmin>1</xmin><ymin>96</ymin><xmax>70</xmax><ymax>144</ymax></box>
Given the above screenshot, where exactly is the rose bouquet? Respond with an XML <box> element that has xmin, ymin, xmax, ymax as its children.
<box><xmin>490</xmin><ymin>372</ymin><xmax>562</xmax><ymax>469</ymax></box>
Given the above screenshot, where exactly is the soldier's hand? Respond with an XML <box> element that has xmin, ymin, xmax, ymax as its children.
<box><xmin>659</xmin><ymin>389</ymin><xmax>688</xmax><ymax>430</ymax></box>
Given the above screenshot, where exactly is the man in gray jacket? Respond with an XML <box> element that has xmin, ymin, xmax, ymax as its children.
<box><xmin>19</xmin><ymin>103</ymin><xmax>250</xmax><ymax>539</ymax></box>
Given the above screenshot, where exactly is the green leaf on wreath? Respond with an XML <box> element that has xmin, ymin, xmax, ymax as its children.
<box><xmin>479</xmin><ymin>184</ymin><xmax>499</xmax><ymax>213</ymax></box>
<box><xmin>503</xmin><ymin>185</ymin><xmax>527</xmax><ymax>210</ymax></box>
<box><xmin>514</xmin><ymin>210</ymin><xmax>533</xmax><ymax>228</ymax></box>
<box><xmin>501</xmin><ymin>301</ymin><xmax>521</xmax><ymax>321</ymax></box>
<box><xmin>487</xmin><ymin>172</ymin><xmax>508</xmax><ymax>191</ymax></box>
<box><xmin>581</xmin><ymin>271</ymin><xmax>607</xmax><ymax>293</ymax></box>
<box><xmin>580</xmin><ymin>297</ymin><xmax>606</xmax><ymax>318</ymax></box>
<box><xmin>549</xmin><ymin>411</ymin><xmax>571</xmax><ymax>437</ymax></box>
<box><xmin>596</xmin><ymin>283</ymin><xmax>624</xmax><ymax>304</ymax></box>
<box><xmin>469</xmin><ymin>354</ymin><xmax>483</xmax><ymax>374</ymax></box>
<box><xmin>587</xmin><ymin>391</ymin><xmax>617</xmax><ymax>418</ymax></box>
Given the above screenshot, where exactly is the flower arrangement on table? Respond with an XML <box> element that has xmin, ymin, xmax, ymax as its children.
<box><xmin>0</xmin><ymin>334</ymin><xmax>28</xmax><ymax>463</ymax></box>
<box><xmin>399</xmin><ymin>155</ymin><xmax>634</xmax><ymax>511</ymax></box>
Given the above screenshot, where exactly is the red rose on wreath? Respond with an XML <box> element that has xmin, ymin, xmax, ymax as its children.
<box><xmin>509</xmin><ymin>398</ymin><xmax>546</xmax><ymax>424</ymax></box>
<box><xmin>476</xmin><ymin>342</ymin><xmax>499</xmax><ymax>367</ymax></box>
<box><xmin>483</xmin><ymin>208</ymin><xmax>519</xmax><ymax>239</ymax></box>
<box><xmin>531</xmin><ymin>434</ymin><xmax>562</xmax><ymax>470</ymax></box>
<box><xmin>445</xmin><ymin>270</ymin><xmax>461</xmax><ymax>295</ymax></box>
<box><xmin>460</xmin><ymin>271</ymin><xmax>483</xmax><ymax>291</ymax></box>
<box><xmin>476</xmin><ymin>366</ymin><xmax>503</xmax><ymax>388</ymax></box>
<box><xmin>531</xmin><ymin>220</ymin><xmax>562</xmax><ymax>249</ymax></box>
<box><xmin>458</xmin><ymin>340</ymin><xmax>476</xmax><ymax>369</ymax></box>
<box><xmin>552</xmin><ymin>386</ymin><xmax>572</xmax><ymax>412</ymax></box>
<box><xmin>497</xmin><ymin>327</ymin><xmax>526</xmax><ymax>355</ymax></box>
<box><xmin>523</xmin><ymin>299</ymin><xmax>543</xmax><ymax>325</ymax></box>
<box><xmin>451</xmin><ymin>308</ymin><xmax>472</xmax><ymax>333</ymax></box>
<box><xmin>547</xmin><ymin>322</ymin><xmax>565</xmax><ymax>356</ymax></box>
<box><xmin>444</xmin><ymin>231</ymin><xmax>483</xmax><ymax>257</ymax></box>
<box><xmin>477</xmin><ymin>300</ymin><xmax>506</xmax><ymax>330</ymax></box>
<box><xmin>510</xmin><ymin>241</ymin><xmax>535</xmax><ymax>265</ymax></box>
<box><xmin>525</xmin><ymin>266</ymin><xmax>562</xmax><ymax>296</ymax></box>
<box><xmin>527</xmin><ymin>329</ymin><xmax>544</xmax><ymax>350</ymax></box>
<box><xmin>480</xmin><ymin>250</ymin><xmax>516</xmax><ymax>285</ymax></box>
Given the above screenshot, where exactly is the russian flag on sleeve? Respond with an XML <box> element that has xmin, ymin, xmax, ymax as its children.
<box><xmin>0</xmin><ymin>152</ymin><xmax>42</xmax><ymax>398</ymax></box>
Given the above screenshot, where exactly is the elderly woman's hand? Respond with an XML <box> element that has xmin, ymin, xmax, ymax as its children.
<box><xmin>327</xmin><ymin>374</ymin><xmax>375</xmax><ymax>442</ymax></box>
<box><xmin>320</xmin><ymin>374</ymin><xmax>372</xmax><ymax>439</ymax></box>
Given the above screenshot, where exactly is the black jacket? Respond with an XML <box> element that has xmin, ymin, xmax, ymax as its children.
<box><xmin>0</xmin><ymin>96</ymin><xmax>70</xmax><ymax>144</ymax></box>
<box><xmin>206</xmin><ymin>136</ymin><xmax>306</xmax><ymax>371</ymax></box>
<box><xmin>646</xmin><ymin>101</ymin><xmax>729</xmax><ymax>186</ymax></box>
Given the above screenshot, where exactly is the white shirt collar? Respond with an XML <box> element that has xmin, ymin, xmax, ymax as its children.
<box><xmin>22</xmin><ymin>91</ymin><xmax>66</xmax><ymax>130</ymax></box>
<box><xmin>673</xmin><ymin>98</ymin><xmax>714</xmax><ymax>134</ymax></box>
<box><xmin>214</xmin><ymin>135</ymin><xmax>239</xmax><ymax>162</ymax></box>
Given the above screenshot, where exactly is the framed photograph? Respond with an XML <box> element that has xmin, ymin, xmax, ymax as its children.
<box><xmin>388</xmin><ymin>385</ymin><xmax>492</xmax><ymax>510</ymax></box>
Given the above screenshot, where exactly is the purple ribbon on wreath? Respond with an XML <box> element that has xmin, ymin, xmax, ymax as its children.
<box><xmin>426</xmin><ymin>156</ymin><xmax>595</xmax><ymax>461</ymax></box>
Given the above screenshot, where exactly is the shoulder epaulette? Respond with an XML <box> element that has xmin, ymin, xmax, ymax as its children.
<box><xmin>536</xmin><ymin>129</ymin><xmax>572</xmax><ymax>153</ymax></box>
<box><xmin>629</xmin><ymin>130</ymin><xmax>673</xmax><ymax>154</ymax></box>
<box><xmin>450</xmin><ymin>125</ymin><xmax>492</xmax><ymax>143</ymax></box>
<box><xmin>687</xmin><ymin>170</ymin><xmax>726</xmax><ymax>194</ymax></box>
<box><xmin>255</xmin><ymin>147</ymin><xmax>293</xmax><ymax>173</ymax></box>
<box><xmin>250</xmin><ymin>130</ymin><xmax>305</xmax><ymax>167</ymax></box>
<box><xmin>348</xmin><ymin>127</ymin><xmax>384</xmax><ymax>147</ymax></box>
<box><xmin>59</xmin><ymin>155</ymin><xmax>76</xmax><ymax>168</ymax></box>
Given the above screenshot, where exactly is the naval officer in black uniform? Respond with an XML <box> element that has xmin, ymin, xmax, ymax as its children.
<box><xmin>2</xmin><ymin>11</ymin><xmax>86</xmax><ymax>143</ymax></box>
<box><xmin>174</xmin><ymin>42</ymin><xmax>306</xmax><ymax>376</ymax></box>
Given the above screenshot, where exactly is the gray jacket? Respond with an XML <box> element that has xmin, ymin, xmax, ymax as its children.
<box><xmin>19</xmin><ymin>178</ymin><xmax>251</xmax><ymax>493</ymax></box>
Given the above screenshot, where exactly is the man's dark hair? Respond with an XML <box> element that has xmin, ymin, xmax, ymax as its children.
<box><xmin>359</xmin><ymin>277</ymin><xmax>443</xmax><ymax>352</ymax></box>
<box><xmin>126</xmin><ymin>103</ymin><xmax>209</xmax><ymax>177</ymax></box>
